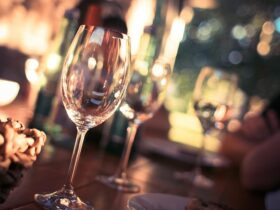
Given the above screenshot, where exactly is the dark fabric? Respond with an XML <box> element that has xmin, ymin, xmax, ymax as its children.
<box><xmin>262</xmin><ymin>92</ymin><xmax>280</xmax><ymax>132</ymax></box>
<box><xmin>264</xmin><ymin>93</ymin><xmax>280</xmax><ymax>120</ymax></box>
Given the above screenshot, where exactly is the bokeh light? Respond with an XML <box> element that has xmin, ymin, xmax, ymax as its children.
<box><xmin>244</xmin><ymin>24</ymin><xmax>256</xmax><ymax>38</ymax></box>
<box><xmin>274</xmin><ymin>17</ymin><xmax>280</xmax><ymax>33</ymax></box>
<box><xmin>262</xmin><ymin>21</ymin><xmax>275</xmax><ymax>35</ymax></box>
<box><xmin>228</xmin><ymin>51</ymin><xmax>243</xmax><ymax>65</ymax></box>
<box><xmin>231</xmin><ymin>25</ymin><xmax>246</xmax><ymax>40</ymax></box>
<box><xmin>196</xmin><ymin>21</ymin><xmax>213</xmax><ymax>41</ymax></box>
<box><xmin>257</xmin><ymin>41</ymin><xmax>270</xmax><ymax>56</ymax></box>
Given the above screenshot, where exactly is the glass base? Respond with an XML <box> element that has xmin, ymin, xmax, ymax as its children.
<box><xmin>174</xmin><ymin>171</ymin><xmax>214</xmax><ymax>188</ymax></box>
<box><xmin>96</xmin><ymin>175</ymin><xmax>140</xmax><ymax>193</ymax></box>
<box><xmin>34</xmin><ymin>188</ymin><xmax>93</xmax><ymax>210</ymax></box>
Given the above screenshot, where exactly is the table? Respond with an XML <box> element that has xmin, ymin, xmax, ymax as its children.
<box><xmin>0</xmin><ymin>138</ymin><xmax>265</xmax><ymax>210</ymax></box>
<box><xmin>0</xmin><ymin>98</ymin><xmax>265</xmax><ymax>210</ymax></box>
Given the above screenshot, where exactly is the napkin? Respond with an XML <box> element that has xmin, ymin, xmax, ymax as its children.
<box><xmin>265</xmin><ymin>189</ymin><xmax>280</xmax><ymax>210</ymax></box>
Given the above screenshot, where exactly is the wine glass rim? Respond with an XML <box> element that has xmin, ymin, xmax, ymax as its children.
<box><xmin>80</xmin><ymin>24</ymin><xmax>130</xmax><ymax>40</ymax></box>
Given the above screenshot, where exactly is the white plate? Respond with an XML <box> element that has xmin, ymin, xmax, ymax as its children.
<box><xmin>128</xmin><ymin>193</ymin><xmax>188</xmax><ymax>210</ymax></box>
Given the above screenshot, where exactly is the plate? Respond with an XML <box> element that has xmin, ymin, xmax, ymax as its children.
<box><xmin>128</xmin><ymin>193</ymin><xmax>188</xmax><ymax>210</ymax></box>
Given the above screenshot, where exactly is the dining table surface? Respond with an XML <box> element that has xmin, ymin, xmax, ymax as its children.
<box><xmin>0</xmin><ymin>100</ymin><xmax>265</xmax><ymax>210</ymax></box>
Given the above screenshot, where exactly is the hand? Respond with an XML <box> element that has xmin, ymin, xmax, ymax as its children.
<box><xmin>239</xmin><ymin>110</ymin><xmax>279</xmax><ymax>141</ymax></box>
<box><xmin>264</xmin><ymin>110</ymin><xmax>280</xmax><ymax>133</ymax></box>
<box><xmin>241</xmin><ymin>131</ymin><xmax>280</xmax><ymax>190</ymax></box>
<box><xmin>219</xmin><ymin>110</ymin><xmax>279</xmax><ymax>166</ymax></box>
<box><xmin>219</xmin><ymin>132</ymin><xmax>255</xmax><ymax>166</ymax></box>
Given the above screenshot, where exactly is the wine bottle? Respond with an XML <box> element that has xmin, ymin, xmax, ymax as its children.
<box><xmin>43</xmin><ymin>2</ymin><xmax>104</xmax><ymax>146</ymax></box>
<box><xmin>29</xmin><ymin>9</ymin><xmax>80</xmax><ymax>132</ymax></box>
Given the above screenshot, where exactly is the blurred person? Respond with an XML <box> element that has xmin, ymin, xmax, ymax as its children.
<box><xmin>219</xmin><ymin>93</ymin><xmax>280</xmax><ymax>191</ymax></box>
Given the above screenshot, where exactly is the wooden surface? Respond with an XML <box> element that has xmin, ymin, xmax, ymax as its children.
<box><xmin>0</xmin><ymin>139</ymin><xmax>265</xmax><ymax>210</ymax></box>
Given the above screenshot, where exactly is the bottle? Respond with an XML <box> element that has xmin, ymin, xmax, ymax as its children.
<box><xmin>29</xmin><ymin>9</ymin><xmax>80</xmax><ymax>133</ymax></box>
<box><xmin>77</xmin><ymin>0</ymin><xmax>102</xmax><ymax>26</ymax></box>
<box><xmin>99</xmin><ymin>1</ymin><xmax>168</xmax><ymax>156</ymax></box>
<box><xmin>44</xmin><ymin>2</ymin><xmax>105</xmax><ymax>146</ymax></box>
<box><xmin>98</xmin><ymin>13</ymin><xmax>137</xmax><ymax>156</ymax></box>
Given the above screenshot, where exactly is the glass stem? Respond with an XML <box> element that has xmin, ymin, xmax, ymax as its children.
<box><xmin>115</xmin><ymin>122</ymin><xmax>139</xmax><ymax>179</ymax></box>
<box><xmin>63</xmin><ymin>128</ymin><xmax>87</xmax><ymax>193</ymax></box>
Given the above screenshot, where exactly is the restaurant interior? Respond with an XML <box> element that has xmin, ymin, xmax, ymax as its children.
<box><xmin>0</xmin><ymin>0</ymin><xmax>280</xmax><ymax>209</ymax></box>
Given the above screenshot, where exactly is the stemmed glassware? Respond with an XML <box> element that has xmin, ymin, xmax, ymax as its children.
<box><xmin>34</xmin><ymin>25</ymin><xmax>131</xmax><ymax>209</ymax></box>
<box><xmin>97</xmin><ymin>58</ymin><xmax>172</xmax><ymax>193</ymax></box>
<box><xmin>176</xmin><ymin>67</ymin><xmax>237</xmax><ymax>188</ymax></box>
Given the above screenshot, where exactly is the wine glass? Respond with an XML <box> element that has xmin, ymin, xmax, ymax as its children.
<box><xmin>176</xmin><ymin>67</ymin><xmax>237</xmax><ymax>188</ymax></box>
<box><xmin>34</xmin><ymin>25</ymin><xmax>131</xmax><ymax>209</ymax></box>
<box><xmin>97</xmin><ymin>58</ymin><xmax>172</xmax><ymax>193</ymax></box>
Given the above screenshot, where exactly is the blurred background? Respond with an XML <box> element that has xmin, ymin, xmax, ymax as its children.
<box><xmin>0</xmin><ymin>0</ymin><xmax>279</xmax><ymax>158</ymax></box>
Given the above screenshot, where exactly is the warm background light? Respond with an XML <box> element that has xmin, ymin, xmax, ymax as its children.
<box><xmin>0</xmin><ymin>0</ymin><xmax>78</xmax><ymax>56</ymax></box>
<box><xmin>126</xmin><ymin>0</ymin><xmax>156</xmax><ymax>56</ymax></box>
<box><xmin>25</xmin><ymin>58</ymin><xmax>40</xmax><ymax>84</ymax></box>
<box><xmin>257</xmin><ymin>41</ymin><xmax>271</xmax><ymax>56</ymax></box>
<box><xmin>168</xmin><ymin>112</ymin><xmax>220</xmax><ymax>152</ymax></box>
<box><xmin>0</xmin><ymin>79</ymin><xmax>20</xmax><ymax>106</ymax></box>
<box><xmin>189</xmin><ymin>0</ymin><xmax>218</xmax><ymax>9</ymax></box>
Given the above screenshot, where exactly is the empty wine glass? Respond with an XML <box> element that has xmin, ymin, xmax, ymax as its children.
<box><xmin>97</xmin><ymin>58</ymin><xmax>172</xmax><ymax>193</ymax></box>
<box><xmin>175</xmin><ymin>67</ymin><xmax>237</xmax><ymax>188</ymax></box>
<box><xmin>34</xmin><ymin>25</ymin><xmax>131</xmax><ymax>209</ymax></box>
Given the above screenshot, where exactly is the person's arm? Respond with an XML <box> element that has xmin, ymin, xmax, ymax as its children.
<box><xmin>219</xmin><ymin>132</ymin><xmax>256</xmax><ymax>166</ymax></box>
<box><xmin>241</xmin><ymin>131</ymin><xmax>280</xmax><ymax>191</ymax></box>
<box><xmin>239</xmin><ymin>112</ymin><xmax>276</xmax><ymax>141</ymax></box>
<box><xmin>219</xmin><ymin>114</ymin><xmax>268</xmax><ymax>166</ymax></box>
<box><xmin>219</xmin><ymin>111</ymin><xmax>279</xmax><ymax>166</ymax></box>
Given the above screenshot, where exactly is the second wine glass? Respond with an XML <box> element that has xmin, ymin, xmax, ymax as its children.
<box><xmin>97</xmin><ymin>58</ymin><xmax>172</xmax><ymax>193</ymax></box>
<box><xmin>175</xmin><ymin>67</ymin><xmax>237</xmax><ymax>189</ymax></box>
